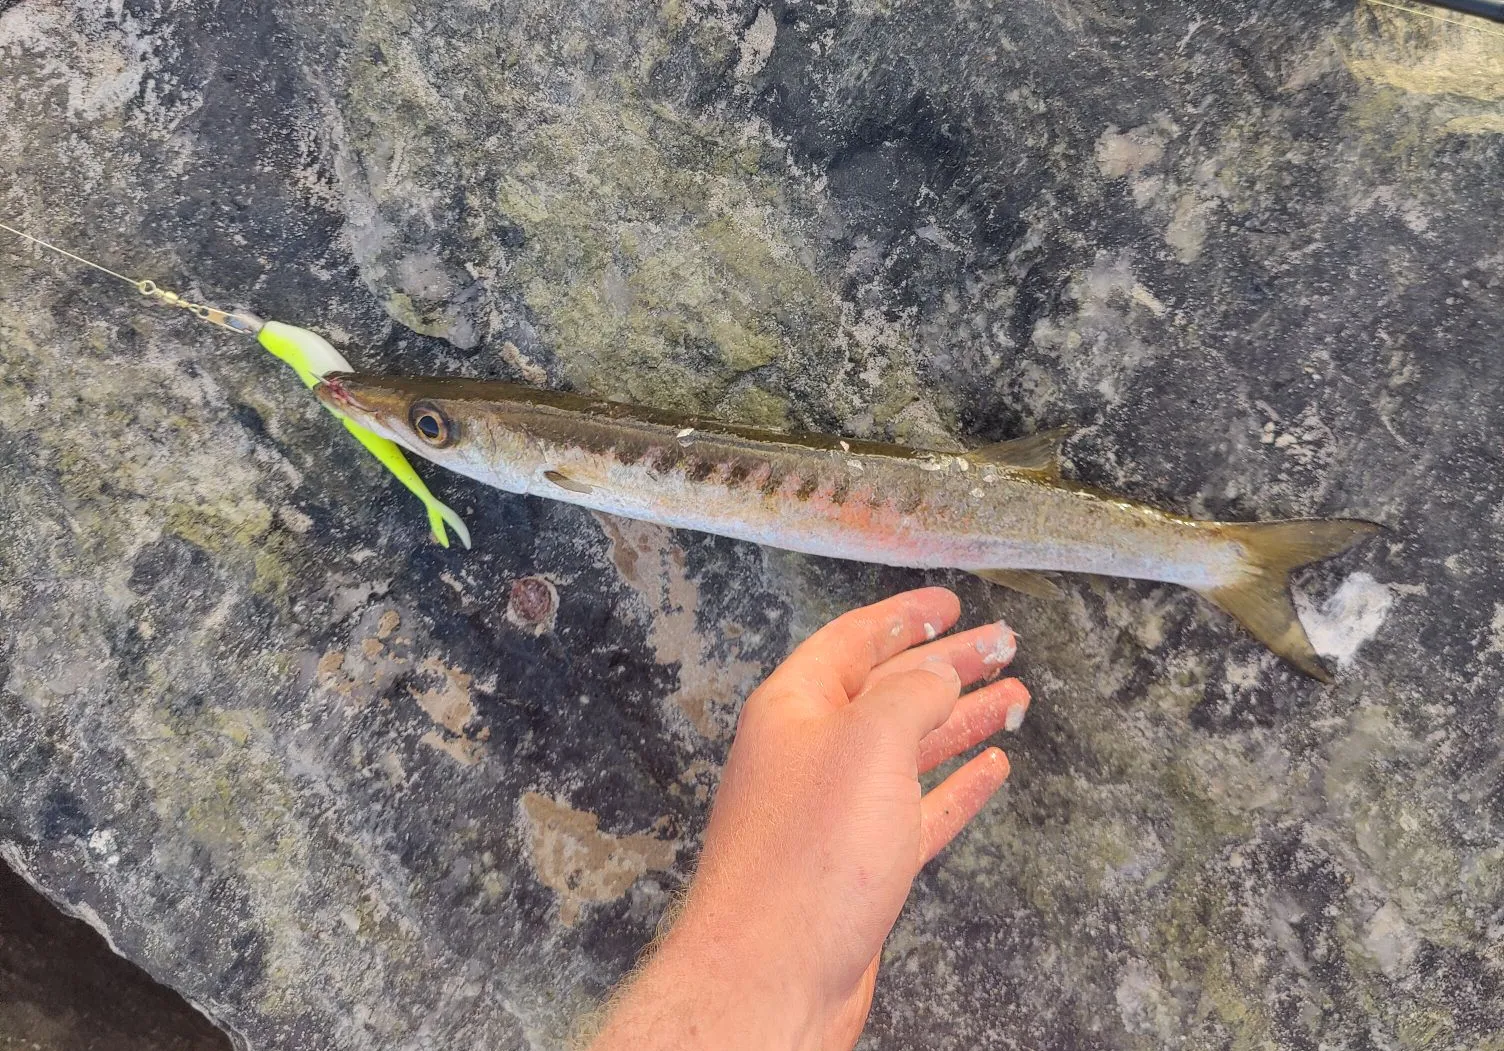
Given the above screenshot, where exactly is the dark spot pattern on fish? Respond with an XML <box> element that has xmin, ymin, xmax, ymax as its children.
<box><xmin>726</xmin><ymin>461</ymin><xmax>753</xmax><ymax>487</ymax></box>
<box><xmin>651</xmin><ymin>445</ymin><xmax>684</xmax><ymax>474</ymax></box>
<box><xmin>686</xmin><ymin>458</ymin><xmax>717</xmax><ymax>483</ymax></box>
<box><xmin>613</xmin><ymin>442</ymin><xmax>647</xmax><ymax>467</ymax></box>
<box><xmin>829</xmin><ymin>477</ymin><xmax>852</xmax><ymax>505</ymax></box>
<box><xmin>794</xmin><ymin>475</ymin><xmax>820</xmax><ymax>501</ymax></box>
<box><xmin>758</xmin><ymin>468</ymin><xmax>786</xmax><ymax>496</ymax></box>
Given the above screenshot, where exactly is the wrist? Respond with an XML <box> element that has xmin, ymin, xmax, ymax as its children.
<box><xmin>590</xmin><ymin>909</ymin><xmax>824</xmax><ymax>1051</ymax></box>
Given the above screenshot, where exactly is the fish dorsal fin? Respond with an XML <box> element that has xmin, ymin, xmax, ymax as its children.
<box><xmin>968</xmin><ymin>426</ymin><xmax>1073</xmax><ymax>478</ymax></box>
<box><xmin>971</xmin><ymin>569</ymin><xmax>1065</xmax><ymax>601</ymax></box>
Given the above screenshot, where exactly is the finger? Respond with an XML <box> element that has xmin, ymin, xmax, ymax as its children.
<box><xmin>917</xmin><ymin>677</ymin><xmax>1030</xmax><ymax>774</ymax></box>
<box><xmin>850</xmin><ymin>660</ymin><xmax>963</xmax><ymax>743</ymax></box>
<box><xmin>859</xmin><ymin>618</ymin><xmax>1017</xmax><ymax>696</ymax></box>
<box><xmin>764</xmin><ymin>587</ymin><xmax>961</xmax><ymax>705</ymax></box>
<box><xmin>919</xmin><ymin>748</ymin><xmax>1011</xmax><ymax>864</ymax></box>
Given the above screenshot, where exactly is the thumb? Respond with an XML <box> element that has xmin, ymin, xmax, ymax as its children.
<box><xmin>850</xmin><ymin>658</ymin><xmax>962</xmax><ymax>744</ymax></box>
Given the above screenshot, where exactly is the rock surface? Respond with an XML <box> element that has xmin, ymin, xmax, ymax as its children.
<box><xmin>2</xmin><ymin>1</ymin><xmax>1502</xmax><ymax>1049</ymax></box>
<box><xmin>0</xmin><ymin>858</ymin><xmax>233</xmax><ymax>1051</ymax></box>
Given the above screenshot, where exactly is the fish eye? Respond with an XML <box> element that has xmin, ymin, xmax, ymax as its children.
<box><xmin>409</xmin><ymin>402</ymin><xmax>455</xmax><ymax>447</ymax></box>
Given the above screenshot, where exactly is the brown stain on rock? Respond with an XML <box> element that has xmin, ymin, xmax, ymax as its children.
<box><xmin>410</xmin><ymin>657</ymin><xmax>477</xmax><ymax>735</ymax></box>
<box><xmin>314</xmin><ymin>608</ymin><xmax>487</xmax><ymax>766</ymax></box>
<box><xmin>519</xmin><ymin>792</ymin><xmax>677</xmax><ymax>926</ymax></box>
<box><xmin>592</xmin><ymin>514</ymin><xmax>763</xmax><ymax>739</ymax></box>
<box><xmin>418</xmin><ymin>730</ymin><xmax>485</xmax><ymax>767</ymax></box>
<box><xmin>409</xmin><ymin>657</ymin><xmax>488</xmax><ymax>766</ymax></box>
<box><xmin>375</xmin><ymin>610</ymin><xmax>401</xmax><ymax>639</ymax></box>
<box><xmin>314</xmin><ymin>607</ymin><xmax>414</xmax><ymax>707</ymax></box>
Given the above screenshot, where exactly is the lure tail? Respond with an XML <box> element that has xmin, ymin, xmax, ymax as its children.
<box><xmin>340</xmin><ymin>418</ymin><xmax>472</xmax><ymax>549</ymax></box>
<box><xmin>1198</xmin><ymin>519</ymin><xmax>1384</xmax><ymax>681</ymax></box>
<box><xmin>425</xmin><ymin>489</ymin><xmax>473</xmax><ymax>551</ymax></box>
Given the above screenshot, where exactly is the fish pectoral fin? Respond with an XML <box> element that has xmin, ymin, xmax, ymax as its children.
<box><xmin>970</xmin><ymin>568</ymin><xmax>1065</xmax><ymax>600</ymax></box>
<box><xmin>1200</xmin><ymin>518</ymin><xmax>1386</xmax><ymax>682</ymax></box>
<box><xmin>967</xmin><ymin>426</ymin><xmax>1074</xmax><ymax>478</ymax></box>
<box><xmin>543</xmin><ymin>469</ymin><xmax>595</xmax><ymax>496</ymax></box>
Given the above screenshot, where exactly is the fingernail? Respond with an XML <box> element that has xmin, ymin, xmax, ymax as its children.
<box><xmin>976</xmin><ymin>620</ymin><xmax>1017</xmax><ymax>669</ymax></box>
<box><xmin>1004</xmin><ymin>703</ymin><xmax>1027</xmax><ymax>732</ymax></box>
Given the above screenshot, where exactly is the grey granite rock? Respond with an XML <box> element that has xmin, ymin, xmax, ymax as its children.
<box><xmin>0</xmin><ymin>859</ymin><xmax>233</xmax><ymax>1051</ymax></box>
<box><xmin>2</xmin><ymin>1</ymin><xmax>1502</xmax><ymax>1048</ymax></box>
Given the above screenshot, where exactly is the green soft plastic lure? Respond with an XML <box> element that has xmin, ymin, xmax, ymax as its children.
<box><xmin>0</xmin><ymin>221</ymin><xmax>470</xmax><ymax>549</ymax></box>
<box><xmin>256</xmin><ymin>321</ymin><xmax>470</xmax><ymax>548</ymax></box>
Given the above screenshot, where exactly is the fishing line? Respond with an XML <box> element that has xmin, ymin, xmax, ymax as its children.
<box><xmin>0</xmin><ymin>219</ymin><xmax>143</xmax><ymax>287</ymax></box>
<box><xmin>1367</xmin><ymin>0</ymin><xmax>1504</xmax><ymax>36</ymax></box>
<box><xmin>1411</xmin><ymin>0</ymin><xmax>1504</xmax><ymax>23</ymax></box>
<box><xmin>0</xmin><ymin>219</ymin><xmax>262</xmax><ymax>333</ymax></box>
<box><xmin>0</xmin><ymin>218</ymin><xmax>471</xmax><ymax>548</ymax></box>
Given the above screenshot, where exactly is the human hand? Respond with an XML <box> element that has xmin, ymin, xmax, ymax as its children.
<box><xmin>587</xmin><ymin>587</ymin><xmax>1029</xmax><ymax>1051</ymax></box>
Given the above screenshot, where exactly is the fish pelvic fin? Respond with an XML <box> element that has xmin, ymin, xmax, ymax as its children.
<box><xmin>1201</xmin><ymin>518</ymin><xmax>1385</xmax><ymax>682</ymax></box>
<box><xmin>971</xmin><ymin>568</ymin><xmax>1065</xmax><ymax>600</ymax></box>
<box><xmin>543</xmin><ymin>469</ymin><xmax>594</xmax><ymax>495</ymax></box>
<box><xmin>968</xmin><ymin>426</ymin><xmax>1073</xmax><ymax>478</ymax></box>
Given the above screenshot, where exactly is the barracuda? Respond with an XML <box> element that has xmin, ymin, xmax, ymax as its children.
<box><xmin>315</xmin><ymin>373</ymin><xmax>1382</xmax><ymax>681</ymax></box>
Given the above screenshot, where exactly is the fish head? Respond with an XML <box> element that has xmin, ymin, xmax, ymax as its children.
<box><xmin>313</xmin><ymin>373</ymin><xmax>530</xmax><ymax>490</ymax></box>
<box><xmin>314</xmin><ymin>373</ymin><xmax>426</xmax><ymax>445</ymax></box>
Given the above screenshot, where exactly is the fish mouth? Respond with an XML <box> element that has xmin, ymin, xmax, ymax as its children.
<box><xmin>313</xmin><ymin>372</ymin><xmax>372</xmax><ymax>415</ymax></box>
<box><xmin>312</xmin><ymin>374</ymin><xmax>420</xmax><ymax>453</ymax></box>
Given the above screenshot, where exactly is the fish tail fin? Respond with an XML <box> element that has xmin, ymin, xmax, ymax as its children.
<box><xmin>1199</xmin><ymin>518</ymin><xmax>1385</xmax><ymax>682</ymax></box>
